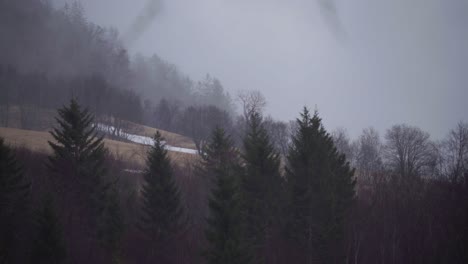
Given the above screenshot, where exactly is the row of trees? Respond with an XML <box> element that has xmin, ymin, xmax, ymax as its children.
<box><xmin>330</xmin><ymin>123</ymin><xmax>468</xmax><ymax>263</ymax></box>
<box><xmin>0</xmin><ymin>0</ymin><xmax>235</xmax><ymax>129</ymax></box>
<box><xmin>0</xmin><ymin>3</ymin><xmax>272</xmax><ymax>152</ymax></box>
<box><xmin>177</xmin><ymin>106</ymin><xmax>468</xmax><ymax>263</ymax></box>
<box><xmin>148</xmin><ymin>91</ymin><xmax>290</xmax><ymax>154</ymax></box>
<box><xmin>0</xmin><ymin>63</ymin><xmax>239</xmax><ymax>146</ymax></box>
<box><xmin>140</xmin><ymin>105</ymin><xmax>356</xmax><ymax>264</ymax></box>
<box><xmin>332</xmin><ymin>123</ymin><xmax>468</xmax><ymax>186</ymax></box>
<box><xmin>2</xmin><ymin>97</ymin><xmax>467</xmax><ymax>264</ymax></box>
<box><xmin>1</xmin><ymin>100</ymin><xmax>358</xmax><ymax>263</ymax></box>
<box><xmin>0</xmin><ymin>66</ymin><xmax>143</xmax><ymax>129</ymax></box>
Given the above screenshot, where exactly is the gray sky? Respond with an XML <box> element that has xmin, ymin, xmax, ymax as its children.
<box><xmin>71</xmin><ymin>0</ymin><xmax>467</xmax><ymax>139</ymax></box>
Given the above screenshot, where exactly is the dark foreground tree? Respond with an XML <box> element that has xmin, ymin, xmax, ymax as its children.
<box><xmin>31</xmin><ymin>197</ymin><xmax>66</xmax><ymax>264</ymax></box>
<box><xmin>0</xmin><ymin>138</ymin><xmax>30</xmax><ymax>263</ymax></box>
<box><xmin>202</xmin><ymin>127</ymin><xmax>251</xmax><ymax>264</ymax></box>
<box><xmin>98</xmin><ymin>185</ymin><xmax>125</xmax><ymax>263</ymax></box>
<box><xmin>47</xmin><ymin>99</ymin><xmax>110</xmax><ymax>260</ymax></box>
<box><xmin>138</xmin><ymin>131</ymin><xmax>185</xmax><ymax>261</ymax></box>
<box><xmin>286</xmin><ymin>108</ymin><xmax>355</xmax><ymax>264</ymax></box>
<box><xmin>241</xmin><ymin>111</ymin><xmax>284</xmax><ymax>263</ymax></box>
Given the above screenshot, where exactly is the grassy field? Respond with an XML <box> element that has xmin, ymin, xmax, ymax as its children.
<box><xmin>1</xmin><ymin>105</ymin><xmax>196</xmax><ymax>150</ymax></box>
<box><xmin>0</xmin><ymin>127</ymin><xmax>197</xmax><ymax>167</ymax></box>
<box><xmin>126</xmin><ymin>121</ymin><xmax>196</xmax><ymax>149</ymax></box>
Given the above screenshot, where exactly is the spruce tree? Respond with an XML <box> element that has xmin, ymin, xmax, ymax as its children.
<box><xmin>98</xmin><ymin>185</ymin><xmax>124</xmax><ymax>263</ymax></box>
<box><xmin>202</xmin><ymin>127</ymin><xmax>251</xmax><ymax>264</ymax></box>
<box><xmin>138</xmin><ymin>131</ymin><xmax>184</xmax><ymax>259</ymax></box>
<box><xmin>0</xmin><ymin>137</ymin><xmax>30</xmax><ymax>262</ymax></box>
<box><xmin>47</xmin><ymin>99</ymin><xmax>109</xmax><ymax>255</ymax></box>
<box><xmin>31</xmin><ymin>196</ymin><xmax>66</xmax><ymax>264</ymax></box>
<box><xmin>286</xmin><ymin>108</ymin><xmax>355</xmax><ymax>264</ymax></box>
<box><xmin>0</xmin><ymin>138</ymin><xmax>29</xmax><ymax>213</ymax></box>
<box><xmin>241</xmin><ymin>111</ymin><xmax>283</xmax><ymax>262</ymax></box>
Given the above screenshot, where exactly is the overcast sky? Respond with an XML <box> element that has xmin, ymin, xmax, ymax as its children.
<box><xmin>65</xmin><ymin>0</ymin><xmax>467</xmax><ymax>139</ymax></box>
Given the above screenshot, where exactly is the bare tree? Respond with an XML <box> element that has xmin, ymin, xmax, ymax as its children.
<box><xmin>437</xmin><ymin>122</ymin><xmax>468</xmax><ymax>183</ymax></box>
<box><xmin>332</xmin><ymin>127</ymin><xmax>355</xmax><ymax>164</ymax></box>
<box><xmin>383</xmin><ymin>124</ymin><xmax>436</xmax><ymax>179</ymax></box>
<box><xmin>263</xmin><ymin>116</ymin><xmax>291</xmax><ymax>157</ymax></box>
<box><xmin>236</xmin><ymin>90</ymin><xmax>266</xmax><ymax>121</ymax></box>
<box><xmin>355</xmin><ymin>127</ymin><xmax>384</xmax><ymax>183</ymax></box>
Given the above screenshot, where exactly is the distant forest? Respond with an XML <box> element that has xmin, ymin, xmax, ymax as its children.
<box><xmin>0</xmin><ymin>0</ymin><xmax>235</xmax><ymax>145</ymax></box>
<box><xmin>1</xmin><ymin>1</ymin><xmax>468</xmax><ymax>264</ymax></box>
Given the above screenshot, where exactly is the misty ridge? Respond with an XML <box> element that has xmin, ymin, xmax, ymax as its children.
<box><xmin>0</xmin><ymin>0</ymin><xmax>234</xmax><ymax>112</ymax></box>
<box><xmin>0</xmin><ymin>0</ymin><xmax>468</xmax><ymax>264</ymax></box>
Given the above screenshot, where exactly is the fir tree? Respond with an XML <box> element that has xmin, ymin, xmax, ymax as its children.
<box><xmin>241</xmin><ymin>111</ymin><xmax>283</xmax><ymax>262</ymax></box>
<box><xmin>0</xmin><ymin>138</ymin><xmax>29</xmax><ymax>213</ymax></box>
<box><xmin>31</xmin><ymin>196</ymin><xmax>66</xmax><ymax>264</ymax></box>
<box><xmin>286</xmin><ymin>108</ymin><xmax>355</xmax><ymax>264</ymax></box>
<box><xmin>202</xmin><ymin>127</ymin><xmax>251</xmax><ymax>264</ymax></box>
<box><xmin>0</xmin><ymin>137</ymin><xmax>30</xmax><ymax>262</ymax></box>
<box><xmin>138</xmin><ymin>131</ymin><xmax>184</xmax><ymax>259</ymax></box>
<box><xmin>98</xmin><ymin>185</ymin><xmax>125</xmax><ymax>263</ymax></box>
<box><xmin>47</xmin><ymin>99</ymin><xmax>109</xmax><ymax>255</ymax></box>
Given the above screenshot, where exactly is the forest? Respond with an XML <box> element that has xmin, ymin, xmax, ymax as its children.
<box><xmin>1</xmin><ymin>0</ymin><xmax>467</xmax><ymax>264</ymax></box>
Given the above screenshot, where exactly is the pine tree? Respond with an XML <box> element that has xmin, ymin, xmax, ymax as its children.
<box><xmin>47</xmin><ymin>99</ymin><xmax>109</xmax><ymax>256</ymax></box>
<box><xmin>286</xmin><ymin>108</ymin><xmax>355</xmax><ymax>264</ymax></box>
<box><xmin>0</xmin><ymin>138</ymin><xmax>29</xmax><ymax>212</ymax></box>
<box><xmin>202</xmin><ymin>127</ymin><xmax>251</xmax><ymax>264</ymax></box>
<box><xmin>31</xmin><ymin>196</ymin><xmax>66</xmax><ymax>264</ymax></box>
<box><xmin>138</xmin><ymin>131</ymin><xmax>184</xmax><ymax>259</ymax></box>
<box><xmin>98</xmin><ymin>185</ymin><xmax>125</xmax><ymax>263</ymax></box>
<box><xmin>241</xmin><ymin>111</ymin><xmax>283</xmax><ymax>262</ymax></box>
<box><xmin>0</xmin><ymin>137</ymin><xmax>30</xmax><ymax>262</ymax></box>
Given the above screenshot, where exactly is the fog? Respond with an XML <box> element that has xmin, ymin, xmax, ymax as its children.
<box><xmin>57</xmin><ymin>0</ymin><xmax>467</xmax><ymax>138</ymax></box>
<box><xmin>2</xmin><ymin>1</ymin><xmax>468</xmax><ymax>263</ymax></box>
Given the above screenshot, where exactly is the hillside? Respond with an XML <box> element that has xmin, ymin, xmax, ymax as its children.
<box><xmin>124</xmin><ymin>121</ymin><xmax>196</xmax><ymax>150</ymax></box>
<box><xmin>0</xmin><ymin>127</ymin><xmax>197</xmax><ymax>167</ymax></box>
<box><xmin>1</xmin><ymin>105</ymin><xmax>196</xmax><ymax>148</ymax></box>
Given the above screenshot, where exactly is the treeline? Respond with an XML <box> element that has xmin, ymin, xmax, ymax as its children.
<box><xmin>0</xmin><ymin>100</ymin><xmax>355</xmax><ymax>263</ymax></box>
<box><xmin>0</xmin><ymin>0</ymin><xmax>282</xmax><ymax>154</ymax></box>
<box><xmin>2</xmin><ymin>100</ymin><xmax>467</xmax><ymax>263</ymax></box>
<box><xmin>0</xmin><ymin>66</ymin><xmax>142</xmax><ymax>129</ymax></box>
<box><xmin>331</xmin><ymin>123</ymin><xmax>468</xmax><ymax>263</ymax></box>
<box><xmin>0</xmin><ymin>65</ymin><xmax>237</xmax><ymax>151</ymax></box>
<box><xmin>0</xmin><ymin>0</ymin><xmax>234</xmax><ymax>133</ymax></box>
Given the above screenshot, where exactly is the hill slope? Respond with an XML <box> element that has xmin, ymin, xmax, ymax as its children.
<box><xmin>0</xmin><ymin>127</ymin><xmax>196</xmax><ymax>166</ymax></box>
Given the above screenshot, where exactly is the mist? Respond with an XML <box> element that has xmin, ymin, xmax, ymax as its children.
<box><xmin>70</xmin><ymin>0</ymin><xmax>468</xmax><ymax>139</ymax></box>
<box><xmin>2</xmin><ymin>1</ymin><xmax>468</xmax><ymax>263</ymax></box>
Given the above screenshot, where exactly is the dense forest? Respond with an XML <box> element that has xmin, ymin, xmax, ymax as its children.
<box><xmin>0</xmin><ymin>0</ymin><xmax>235</xmax><ymax>148</ymax></box>
<box><xmin>1</xmin><ymin>1</ymin><xmax>468</xmax><ymax>264</ymax></box>
<box><xmin>2</xmin><ymin>98</ymin><xmax>468</xmax><ymax>264</ymax></box>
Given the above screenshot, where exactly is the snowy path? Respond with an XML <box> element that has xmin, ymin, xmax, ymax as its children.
<box><xmin>95</xmin><ymin>123</ymin><xmax>198</xmax><ymax>155</ymax></box>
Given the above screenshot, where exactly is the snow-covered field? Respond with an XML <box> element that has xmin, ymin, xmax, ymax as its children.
<box><xmin>94</xmin><ymin>123</ymin><xmax>198</xmax><ymax>155</ymax></box>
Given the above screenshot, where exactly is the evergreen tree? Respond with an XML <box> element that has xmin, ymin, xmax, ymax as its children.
<box><xmin>286</xmin><ymin>108</ymin><xmax>355</xmax><ymax>264</ymax></box>
<box><xmin>0</xmin><ymin>138</ymin><xmax>29</xmax><ymax>213</ymax></box>
<box><xmin>98</xmin><ymin>185</ymin><xmax>125</xmax><ymax>263</ymax></box>
<box><xmin>47</xmin><ymin>99</ymin><xmax>109</xmax><ymax>256</ymax></box>
<box><xmin>138</xmin><ymin>131</ymin><xmax>184</xmax><ymax>259</ymax></box>
<box><xmin>0</xmin><ymin>137</ymin><xmax>30</xmax><ymax>262</ymax></box>
<box><xmin>241</xmin><ymin>111</ymin><xmax>283</xmax><ymax>262</ymax></box>
<box><xmin>202</xmin><ymin>127</ymin><xmax>251</xmax><ymax>264</ymax></box>
<box><xmin>31</xmin><ymin>196</ymin><xmax>66</xmax><ymax>264</ymax></box>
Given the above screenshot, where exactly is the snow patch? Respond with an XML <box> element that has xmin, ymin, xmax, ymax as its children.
<box><xmin>94</xmin><ymin>123</ymin><xmax>198</xmax><ymax>155</ymax></box>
